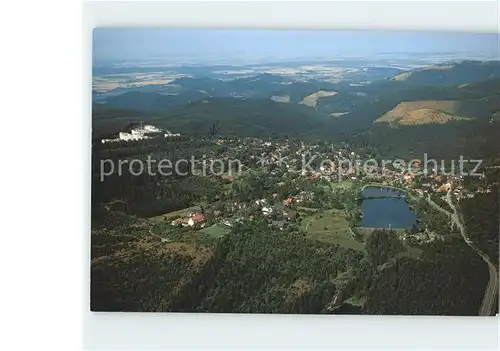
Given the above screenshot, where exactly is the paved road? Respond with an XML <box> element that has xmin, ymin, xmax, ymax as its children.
<box><xmin>425</xmin><ymin>196</ymin><xmax>452</xmax><ymax>218</ymax></box>
<box><xmin>444</xmin><ymin>191</ymin><xmax>498</xmax><ymax>316</ymax></box>
<box><xmin>422</xmin><ymin>191</ymin><xmax>498</xmax><ymax>316</ymax></box>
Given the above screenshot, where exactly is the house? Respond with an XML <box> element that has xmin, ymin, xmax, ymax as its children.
<box><xmin>188</xmin><ymin>214</ymin><xmax>205</xmax><ymax>227</ymax></box>
<box><xmin>294</xmin><ymin>196</ymin><xmax>303</xmax><ymax>203</ymax></box>
<box><xmin>143</xmin><ymin>125</ymin><xmax>161</xmax><ymax>133</ymax></box>
<box><xmin>171</xmin><ymin>213</ymin><xmax>205</xmax><ymax>227</ymax></box>
<box><xmin>222</xmin><ymin>220</ymin><xmax>233</xmax><ymax>227</ymax></box>
<box><xmin>255</xmin><ymin>199</ymin><xmax>267</xmax><ymax>206</ymax></box>
<box><xmin>262</xmin><ymin>207</ymin><xmax>273</xmax><ymax>216</ymax></box>
<box><xmin>437</xmin><ymin>182</ymin><xmax>452</xmax><ymax>193</ymax></box>
<box><xmin>171</xmin><ymin>217</ymin><xmax>188</xmax><ymax>226</ymax></box>
<box><xmin>283</xmin><ymin>198</ymin><xmax>293</xmax><ymax>207</ymax></box>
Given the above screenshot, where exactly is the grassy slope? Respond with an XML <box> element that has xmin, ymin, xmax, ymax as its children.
<box><xmin>375</xmin><ymin>96</ymin><xmax>499</xmax><ymax>125</ymax></box>
<box><xmin>300</xmin><ymin>209</ymin><xmax>364</xmax><ymax>250</ymax></box>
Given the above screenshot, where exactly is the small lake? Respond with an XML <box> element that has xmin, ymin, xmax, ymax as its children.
<box><xmin>360</xmin><ymin>186</ymin><xmax>418</xmax><ymax>230</ymax></box>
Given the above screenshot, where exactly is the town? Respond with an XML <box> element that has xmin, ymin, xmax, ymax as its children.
<box><xmin>93</xmin><ymin>130</ymin><xmax>498</xmax><ymax>316</ymax></box>
<box><xmin>131</xmin><ymin>134</ymin><xmax>496</xmax><ymax>249</ymax></box>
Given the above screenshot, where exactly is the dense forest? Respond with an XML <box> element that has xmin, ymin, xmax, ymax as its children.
<box><xmin>461</xmin><ymin>185</ymin><xmax>500</xmax><ymax>265</ymax></box>
<box><xmin>364</xmin><ymin>235</ymin><xmax>489</xmax><ymax>315</ymax></box>
<box><xmin>92</xmin><ymin>138</ymin><xmax>226</xmax><ymax>218</ymax></box>
<box><xmin>91</xmin><ymin>208</ymin><xmax>490</xmax><ymax>315</ymax></box>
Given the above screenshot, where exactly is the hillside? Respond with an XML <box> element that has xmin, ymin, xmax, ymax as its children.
<box><xmin>92</xmin><ymin>97</ymin><xmax>332</xmax><ymax>139</ymax></box>
<box><xmin>375</xmin><ymin>96</ymin><xmax>499</xmax><ymax>125</ymax></box>
<box><xmin>103</xmin><ymin>90</ymin><xmax>210</xmax><ymax>111</ymax></box>
<box><xmin>328</xmin><ymin>76</ymin><xmax>500</xmax><ymax>131</ymax></box>
<box><xmin>155</xmin><ymin>98</ymin><xmax>328</xmax><ymax>137</ymax></box>
<box><xmin>299</xmin><ymin>90</ymin><xmax>339</xmax><ymax>107</ymax></box>
<box><xmin>375</xmin><ymin>100</ymin><xmax>461</xmax><ymax>125</ymax></box>
<box><xmin>457</xmin><ymin>78</ymin><xmax>500</xmax><ymax>95</ymax></box>
<box><xmin>312</xmin><ymin>77</ymin><xmax>500</xmax><ymax>119</ymax></box>
<box><xmin>389</xmin><ymin>60</ymin><xmax>500</xmax><ymax>85</ymax></box>
<box><xmin>92</xmin><ymin>63</ymin><xmax>500</xmax><ymax>154</ymax></box>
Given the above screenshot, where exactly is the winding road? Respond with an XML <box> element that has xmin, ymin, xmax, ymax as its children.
<box><xmin>349</xmin><ymin>182</ymin><xmax>497</xmax><ymax>315</ymax></box>
<box><xmin>426</xmin><ymin>191</ymin><xmax>498</xmax><ymax>316</ymax></box>
<box><xmin>444</xmin><ymin>191</ymin><xmax>498</xmax><ymax>317</ymax></box>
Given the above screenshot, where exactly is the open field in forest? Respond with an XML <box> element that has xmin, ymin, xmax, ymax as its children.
<box><xmin>301</xmin><ymin>209</ymin><xmax>364</xmax><ymax>250</ymax></box>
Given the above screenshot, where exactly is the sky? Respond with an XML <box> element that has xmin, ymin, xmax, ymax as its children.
<box><xmin>93</xmin><ymin>28</ymin><xmax>499</xmax><ymax>65</ymax></box>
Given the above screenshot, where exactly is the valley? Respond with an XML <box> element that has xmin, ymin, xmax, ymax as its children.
<box><xmin>91</xmin><ymin>54</ymin><xmax>500</xmax><ymax>316</ymax></box>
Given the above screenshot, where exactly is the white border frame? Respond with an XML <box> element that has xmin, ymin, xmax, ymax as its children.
<box><xmin>84</xmin><ymin>1</ymin><xmax>500</xmax><ymax>350</ymax></box>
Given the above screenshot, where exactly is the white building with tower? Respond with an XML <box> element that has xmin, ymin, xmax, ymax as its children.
<box><xmin>101</xmin><ymin>122</ymin><xmax>180</xmax><ymax>143</ymax></box>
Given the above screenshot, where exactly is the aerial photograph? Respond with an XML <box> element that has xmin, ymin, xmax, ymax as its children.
<box><xmin>91</xmin><ymin>28</ymin><xmax>499</xmax><ymax>315</ymax></box>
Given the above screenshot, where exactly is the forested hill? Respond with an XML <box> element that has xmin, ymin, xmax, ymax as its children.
<box><xmin>103</xmin><ymin>90</ymin><xmax>210</xmax><ymax>111</ymax></box>
<box><xmin>389</xmin><ymin>60</ymin><xmax>500</xmax><ymax>85</ymax></box>
<box><xmin>92</xmin><ymin>62</ymin><xmax>500</xmax><ymax>160</ymax></box>
<box><xmin>92</xmin><ymin>98</ymin><xmax>334</xmax><ymax>140</ymax></box>
<box><xmin>155</xmin><ymin>98</ymin><xmax>328</xmax><ymax>137</ymax></box>
<box><xmin>329</xmin><ymin>78</ymin><xmax>500</xmax><ymax>130</ymax></box>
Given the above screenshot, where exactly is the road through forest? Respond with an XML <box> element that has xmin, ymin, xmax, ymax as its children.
<box><xmin>423</xmin><ymin>191</ymin><xmax>497</xmax><ymax>315</ymax></box>
<box><xmin>444</xmin><ymin>191</ymin><xmax>498</xmax><ymax>316</ymax></box>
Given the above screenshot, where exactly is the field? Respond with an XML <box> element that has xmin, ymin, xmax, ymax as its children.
<box><xmin>301</xmin><ymin>209</ymin><xmax>364</xmax><ymax>250</ymax></box>
<box><xmin>92</xmin><ymin>73</ymin><xmax>186</xmax><ymax>92</ymax></box>
<box><xmin>300</xmin><ymin>90</ymin><xmax>338</xmax><ymax>107</ymax></box>
<box><xmin>149</xmin><ymin>219</ymin><xmax>231</xmax><ymax>244</ymax></box>
<box><xmin>331</xmin><ymin>179</ymin><xmax>354</xmax><ymax>189</ymax></box>
<box><xmin>148</xmin><ymin>206</ymin><xmax>201</xmax><ymax>223</ymax></box>
<box><xmin>375</xmin><ymin>100</ymin><xmax>459</xmax><ymax>123</ymax></box>
<box><xmin>198</xmin><ymin>224</ymin><xmax>231</xmax><ymax>239</ymax></box>
<box><xmin>270</xmin><ymin>95</ymin><xmax>291</xmax><ymax>103</ymax></box>
<box><xmin>375</xmin><ymin>100</ymin><xmax>479</xmax><ymax>125</ymax></box>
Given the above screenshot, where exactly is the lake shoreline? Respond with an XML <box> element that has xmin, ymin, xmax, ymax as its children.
<box><xmin>360</xmin><ymin>185</ymin><xmax>418</xmax><ymax>230</ymax></box>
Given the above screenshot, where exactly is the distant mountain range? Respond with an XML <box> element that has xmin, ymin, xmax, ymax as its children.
<box><xmin>103</xmin><ymin>90</ymin><xmax>210</xmax><ymax>111</ymax></box>
<box><xmin>389</xmin><ymin>60</ymin><xmax>500</xmax><ymax>85</ymax></box>
<box><xmin>92</xmin><ymin>60</ymin><xmax>500</xmax><ymax>159</ymax></box>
